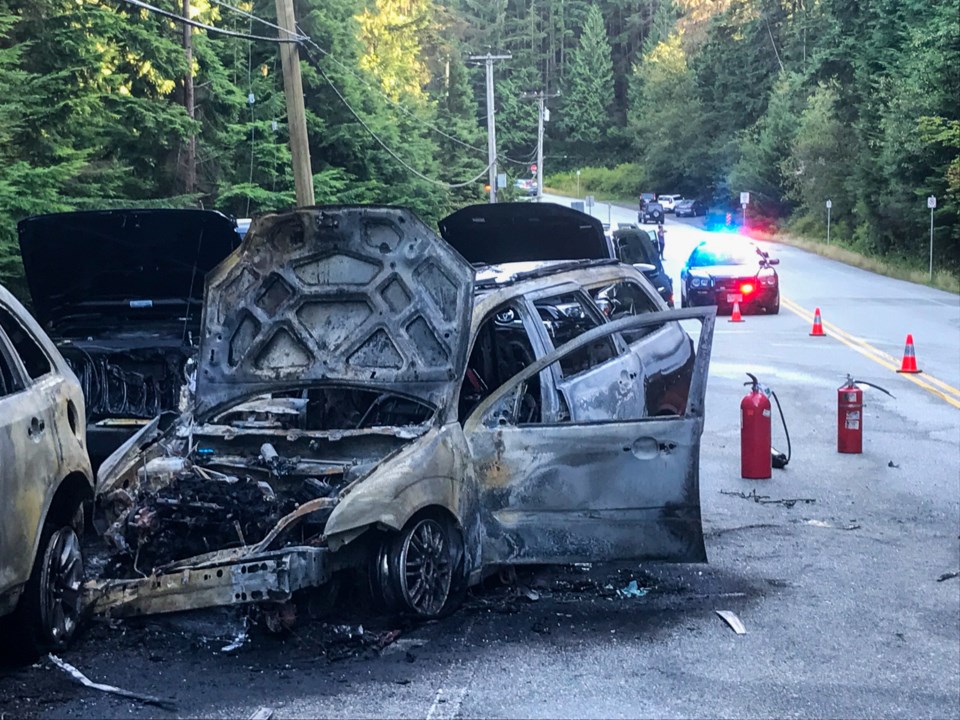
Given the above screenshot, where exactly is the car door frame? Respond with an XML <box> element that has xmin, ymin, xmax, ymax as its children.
<box><xmin>0</xmin><ymin>316</ymin><xmax>61</xmax><ymax>603</ymax></box>
<box><xmin>463</xmin><ymin>306</ymin><xmax>716</xmax><ymax>567</ymax></box>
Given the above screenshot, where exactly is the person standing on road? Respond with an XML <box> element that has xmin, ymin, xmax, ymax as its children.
<box><xmin>657</xmin><ymin>223</ymin><xmax>665</xmax><ymax>259</ymax></box>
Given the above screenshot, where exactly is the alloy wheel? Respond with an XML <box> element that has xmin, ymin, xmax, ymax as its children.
<box><xmin>38</xmin><ymin>526</ymin><xmax>83</xmax><ymax>647</ymax></box>
<box><xmin>398</xmin><ymin>518</ymin><xmax>452</xmax><ymax>617</ymax></box>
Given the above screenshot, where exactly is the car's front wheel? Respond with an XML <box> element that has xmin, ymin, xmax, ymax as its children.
<box><xmin>371</xmin><ymin>512</ymin><xmax>465</xmax><ymax>619</ymax></box>
<box><xmin>7</xmin><ymin>511</ymin><xmax>85</xmax><ymax>660</ymax></box>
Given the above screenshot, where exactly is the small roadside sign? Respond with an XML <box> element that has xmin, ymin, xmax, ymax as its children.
<box><xmin>826</xmin><ymin>199</ymin><xmax>832</xmax><ymax>209</ymax></box>
<box><xmin>496</xmin><ymin>173</ymin><xmax>507</xmax><ymax>189</ymax></box>
<box><xmin>740</xmin><ymin>192</ymin><xmax>750</xmax><ymax>206</ymax></box>
<box><xmin>928</xmin><ymin>195</ymin><xmax>937</xmax><ymax>209</ymax></box>
<box><xmin>530</xmin><ymin>164</ymin><xmax>538</xmax><ymax>174</ymax></box>
<box><xmin>585</xmin><ymin>195</ymin><xmax>595</xmax><ymax>208</ymax></box>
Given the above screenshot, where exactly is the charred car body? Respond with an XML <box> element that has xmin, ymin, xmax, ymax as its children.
<box><xmin>0</xmin><ymin>282</ymin><xmax>94</xmax><ymax>654</ymax></box>
<box><xmin>18</xmin><ymin>210</ymin><xmax>241</xmax><ymax>467</ymax></box>
<box><xmin>439</xmin><ymin>202</ymin><xmax>673</xmax><ymax>307</ymax></box>
<box><xmin>86</xmin><ymin>206</ymin><xmax>715</xmax><ymax>621</ymax></box>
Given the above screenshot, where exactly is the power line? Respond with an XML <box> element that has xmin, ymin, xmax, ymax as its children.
<box><xmin>298</xmin><ymin>34</ymin><xmax>538</xmax><ymax>167</ymax></box>
<box><xmin>303</xmin><ymin>50</ymin><xmax>494</xmax><ymax>189</ymax></box>
<box><xmin>115</xmin><ymin>0</ymin><xmax>306</xmax><ymax>43</ymax></box>
<box><xmin>208</xmin><ymin>0</ymin><xmax>299</xmax><ymax>39</ymax></box>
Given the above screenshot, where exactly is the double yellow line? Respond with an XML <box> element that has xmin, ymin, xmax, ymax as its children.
<box><xmin>780</xmin><ymin>296</ymin><xmax>960</xmax><ymax>410</ymax></box>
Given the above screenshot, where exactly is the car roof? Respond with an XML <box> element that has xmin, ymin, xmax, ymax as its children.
<box><xmin>474</xmin><ymin>259</ymin><xmax>621</xmax><ymax>292</ymax></box>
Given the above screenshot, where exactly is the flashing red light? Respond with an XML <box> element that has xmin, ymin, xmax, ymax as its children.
<box><xmin>740</xmin><ymin>282</ymin><xmax>756</xmax><ymax>295</ymax></box>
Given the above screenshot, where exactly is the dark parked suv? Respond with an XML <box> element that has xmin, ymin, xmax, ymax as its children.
<box><xmin>18</xmin><ymin>209</ymin><xmax>241</xmax><ymax>467</ymax></box>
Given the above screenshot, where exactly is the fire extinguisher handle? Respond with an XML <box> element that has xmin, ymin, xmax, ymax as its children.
<box><xmin>744</xmin><ymin>372</ymin><xmax>759</xmax><ymax>388</ymax></box>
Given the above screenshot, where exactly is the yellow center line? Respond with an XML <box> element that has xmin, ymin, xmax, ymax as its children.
<box><xmin>780</xmin><ymin>296</ymin><xmax>960</xmax><ymax>410</ymax></box>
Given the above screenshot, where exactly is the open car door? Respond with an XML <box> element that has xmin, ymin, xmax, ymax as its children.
<box><xmin>463</xmin><ymin>307</ymin><xmax>716</xmax><ymax>566</ymax></box>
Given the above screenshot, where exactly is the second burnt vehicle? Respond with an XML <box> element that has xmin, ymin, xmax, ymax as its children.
<box><xmin>440</xmin><ymin>202</ymin><xmax>674</xmax><ymax>307</ymax></box>
<box><xmin>17</xmin><ymin>210</ymin><xmax>241</xmax><ymax>468</ymax></box>
<box><xmin>85</xmin><ymin>205</ymin><xmax>715</xmax><ymax>622</ymax></box>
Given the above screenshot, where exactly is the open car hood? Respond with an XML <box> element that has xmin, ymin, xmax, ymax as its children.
<box><xmin>18</xmin><ymin>209</ymin><xmax>240</xmax><ymax>337</ymax></box>
<box><xmin>438</xmin><ymin>202</ymin><xmax>610</xmax><ymax>264</ymax></box>
<box><xmin>194</xmin><ymin>206</ymin><xmax>475</xmax><ymax>420</ymax></box>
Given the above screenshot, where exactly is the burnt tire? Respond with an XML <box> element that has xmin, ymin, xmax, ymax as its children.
<box><xmin>4</xmin><ymin>517</ymin><xmax>84</xmax><ymax>662</ymax></box>
<box><xmin>371</xmin><ymin>512</ymin><xmax>466</xmax><ymax>619</ymax></box>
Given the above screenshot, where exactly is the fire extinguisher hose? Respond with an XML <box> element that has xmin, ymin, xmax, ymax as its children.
<box><xmin>770</xmin><ymin>389</ymin><xmax>791</xmax><ymax>467</ymax></box>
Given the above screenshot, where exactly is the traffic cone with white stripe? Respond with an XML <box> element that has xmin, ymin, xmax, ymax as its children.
<box><xmin>896</xmin><ymin>334</ymin><xmax>921</xmax><ymax>374</ymax></box>
<box><xmin>809</xmin><ymin>307</ymin><xmax>826</xmax><ymax>337</ymax></box>
<box><xmin>729</xmin><ymin>301</ymin><xmax>744</xmax><ymax>323</ymax></box>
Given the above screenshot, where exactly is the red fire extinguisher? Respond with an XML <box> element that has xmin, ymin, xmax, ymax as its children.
<box><xmin>838</xmin><ymin>375</ymin><xmax>894</xmax><ymax>454</ymax></box>
<box><xmin>741</xmin><ymin>373</ymin><xmax>772</xmax><ymax>479</ymax></box>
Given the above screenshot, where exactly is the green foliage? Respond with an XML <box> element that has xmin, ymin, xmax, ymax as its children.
<box><xmin>545</xmin><ymin>163</ymin><xmax>646</xmax><ymax>201</ymax></box>
<box><xmin>627</xmin><ymin>32</ymin><xmax>710</xmax><ymax>195</ymax></box>
<box><xmin>557</xmin><ymin>6</ymin><xmax>615</xmax><ymax>148</ymax></box>
<box><xmin>0</xmin><ymin>0</ymin><xmax>957</xmax><ymax>299</ymax></box>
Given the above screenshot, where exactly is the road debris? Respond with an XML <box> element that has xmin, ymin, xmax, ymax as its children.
<box><xmin>805</xmin><ymin>520</ymin><xmax>861</xmax><ymax>530</ymax></box>
<box><xmin>887</xmin><ymin>461</ymin><xmax>900</xmax><ymax>469</ymax></box>
<box><xmin>220</xmin><ymin>618</ymin><xmax>249</xmax><ymax>653</ymax></box>
<box><xmin>248</xmin><ymin>708</ymin><xmax>274</xmax><ymax>720</ymax></box>
<box><xmin>617</xmin><ymin>580</ymin><xmax>649</xmax><ymax>598</ymax></box>
<box><xmin>715</xmin><ymin>610</ymin><xmax>746</xmax><ymax>635</ymax></box>
<box><xmin>937</xmin><ymin>572</ymin><xmax>959</xmax><ymax>582</ymax></box>
<box><xmin>721</xmin><ymin>489</ymin><xmax>816</xmax><ymax>508</ymax></box>
<box><xmin>47</xmin><ymin>654</ymin><xmax>175</xmax><ymax>710</ymax></box>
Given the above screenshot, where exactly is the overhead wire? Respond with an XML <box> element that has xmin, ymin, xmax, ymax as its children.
<box><xmin>117</xmin><ymin>0</ymin><xmax>532</xmax><ymax>187</ymax></box>
<box><xmin>302</xmin><ymin>47</ymin><xmax>495</xmax><ymax>189</ymax></box>
<box><xmin>115</xmin><ymin>0</ymin><xmax>307</xmax><ymax>42</ymax></box>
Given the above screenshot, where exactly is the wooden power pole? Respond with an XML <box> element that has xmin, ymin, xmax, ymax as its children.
<box><xmin>182</xmin><ymin>0</ymin><xmax>196</xmax><ymax>194</ymax></box>
<box><xmin>469</xmin><ymin>53</ymin><xmax>510</xmax><ymax>203</ymax></box>
<box><xmin>274</xmin><ymin>0</ymin><xmax>315</xmax><ymax>206</ymax></box>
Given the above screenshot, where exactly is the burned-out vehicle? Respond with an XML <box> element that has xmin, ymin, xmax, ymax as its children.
<box><xmin>17</xmin><ymin>209</ymin><xmax>241</xmax><ymax>467</ymax></box>
<box><xmin>86</xmin><ymin>206</ymin><xmax>715</xmax><ymax>621</ymax></box>
<box><xmin>0</xmin><ymin>282</ymin><xmax>94</xmax><ymax>654</ymax></box>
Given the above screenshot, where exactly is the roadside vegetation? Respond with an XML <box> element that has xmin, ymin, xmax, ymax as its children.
<box><xmin>0</xmin><ymin>1</ymin><xmax>956</xmax><ymax>299</ymax></box>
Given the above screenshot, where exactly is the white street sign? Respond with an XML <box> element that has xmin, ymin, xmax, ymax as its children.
<box><xmin>740</xmin><ymin>192</ymin><xmax>750</xmax><ymax>206</ymax></box>
<box><xmin>585</xmin><ymin>195</ymin><xmax>595</xmax><ymax>208</ymax></box>
<box><xmin>928</xmin><ymin>195</ymin><xmax>937</xmax><ymax>209</ymax></box>
<box><xmin>826</xmin><ymin>199</ymin><xmax>832</xmax><ymax>209</ymax></box>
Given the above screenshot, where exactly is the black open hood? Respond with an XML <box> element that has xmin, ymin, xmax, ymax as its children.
<box><xmin>18</xmin><ymin>209</ymin><xmax>241</xmax><ymax>336</ymax></box>
<box><xmin>438</xmin><ymin>203</ymin><xmax>610</xmax><ymax>264</ymax></box>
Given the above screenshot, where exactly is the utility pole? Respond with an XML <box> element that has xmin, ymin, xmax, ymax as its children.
<box><xmin>182</xmin><ymin>0</ymin><xmax>196</xmax><ymax>194</ymax></box>
<box><xmin>470</xmin><ymin>53</ymin><xmax>510</xmax><ymax>203</ymax></box>
<box><xmin>522</xmin><ymin>90</ymin><xmax>559</xmax><ymax>202</ymax></box>
<box><xmin>275</xmin><ymin>0</ymin><xmax>314</xmax><ymax>206</ymax></box>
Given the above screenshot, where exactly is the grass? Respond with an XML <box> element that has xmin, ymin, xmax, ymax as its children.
<box><xmin>541</xmin><ymin>180</ymin><xmax>959</xmax><ymax>295</ymax></box>
<box><xmin>753</xmin><ymin>228</ymin><xmax>960</xmax><ymax>295</ymax></box>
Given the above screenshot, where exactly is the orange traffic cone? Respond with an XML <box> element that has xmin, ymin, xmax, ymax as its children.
<box><xmin>729</xmin><ymin>301</ymin><xmax>744</xmax><ymax>323</ymax></box>
<box><xmin>809</xmin><ymin>307</ymin><xmax>826</xmax><ymax>336</ymax></box>
<box><xmin>896</xmin><ymin>334</ymin><xmax>922</xmax><ymax>373</ymax></box>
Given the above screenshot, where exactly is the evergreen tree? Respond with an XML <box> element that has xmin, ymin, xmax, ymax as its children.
<box><xmin>557</xmin><ymin>5</ymin><xmax>615</xmax><ymax>154</ymax></box>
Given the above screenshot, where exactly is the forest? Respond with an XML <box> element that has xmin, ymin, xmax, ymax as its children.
<box><xmin>0</xmin><ymin>0</ymin><xmax>957</xmax><ymax>299</ymax></box>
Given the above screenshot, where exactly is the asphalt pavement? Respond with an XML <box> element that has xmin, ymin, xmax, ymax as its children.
<box><xmin>1</xmin><ymin>195</ymin><xmax>957</xmax><ymax>719</ymax></box>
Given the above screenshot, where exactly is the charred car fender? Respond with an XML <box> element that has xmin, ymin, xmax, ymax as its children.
<box><xmin>324</xmin><ymin>423</ymin><xmax>479</xmax><ymax>559</ymax></box>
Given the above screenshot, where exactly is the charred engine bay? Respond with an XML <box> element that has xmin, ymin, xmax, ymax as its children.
<box><xmin>62</xmin><ymin>343</ymin><xmax>191</xmax><ymax>421</ymax></box>
<box><xmin>100</xmin><ymin>389</ymin><xmax>431</xmax><ymax>578</ymax></box>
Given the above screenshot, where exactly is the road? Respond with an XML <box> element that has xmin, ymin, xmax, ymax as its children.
<box><xmin>1</xmin><ymin>196</ymin><xmax>958</xmax><ymax>719</ymax></box>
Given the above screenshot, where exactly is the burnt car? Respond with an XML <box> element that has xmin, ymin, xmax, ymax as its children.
<box><xmin>18</xmin><ymin>209</ymin><xmax>241</xmax><ymax>468</ymax></box>
<box><xmin>680</xmin><ymin>239</ymin><xmax>780</xmax><ymax>314</ymax></box>
<box><xmin>0</xmin><ymin>282</ymin><xmax>94</xmax><ymax>655</ymax></box>
<box><xmin>85</xmin><ymin>206</ymin><xmax>715</xmax><ymax>622</ymax></box>
<box><xmin>439</xmin><ymin>202</ymin><xmax>673</xmax><ymax>306</ymax></box>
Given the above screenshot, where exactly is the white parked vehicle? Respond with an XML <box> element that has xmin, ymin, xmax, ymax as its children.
<box><xmin>660</xmin><ymin>195</ymin><xmax>684</xmax><ymax>213</ymax></box>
